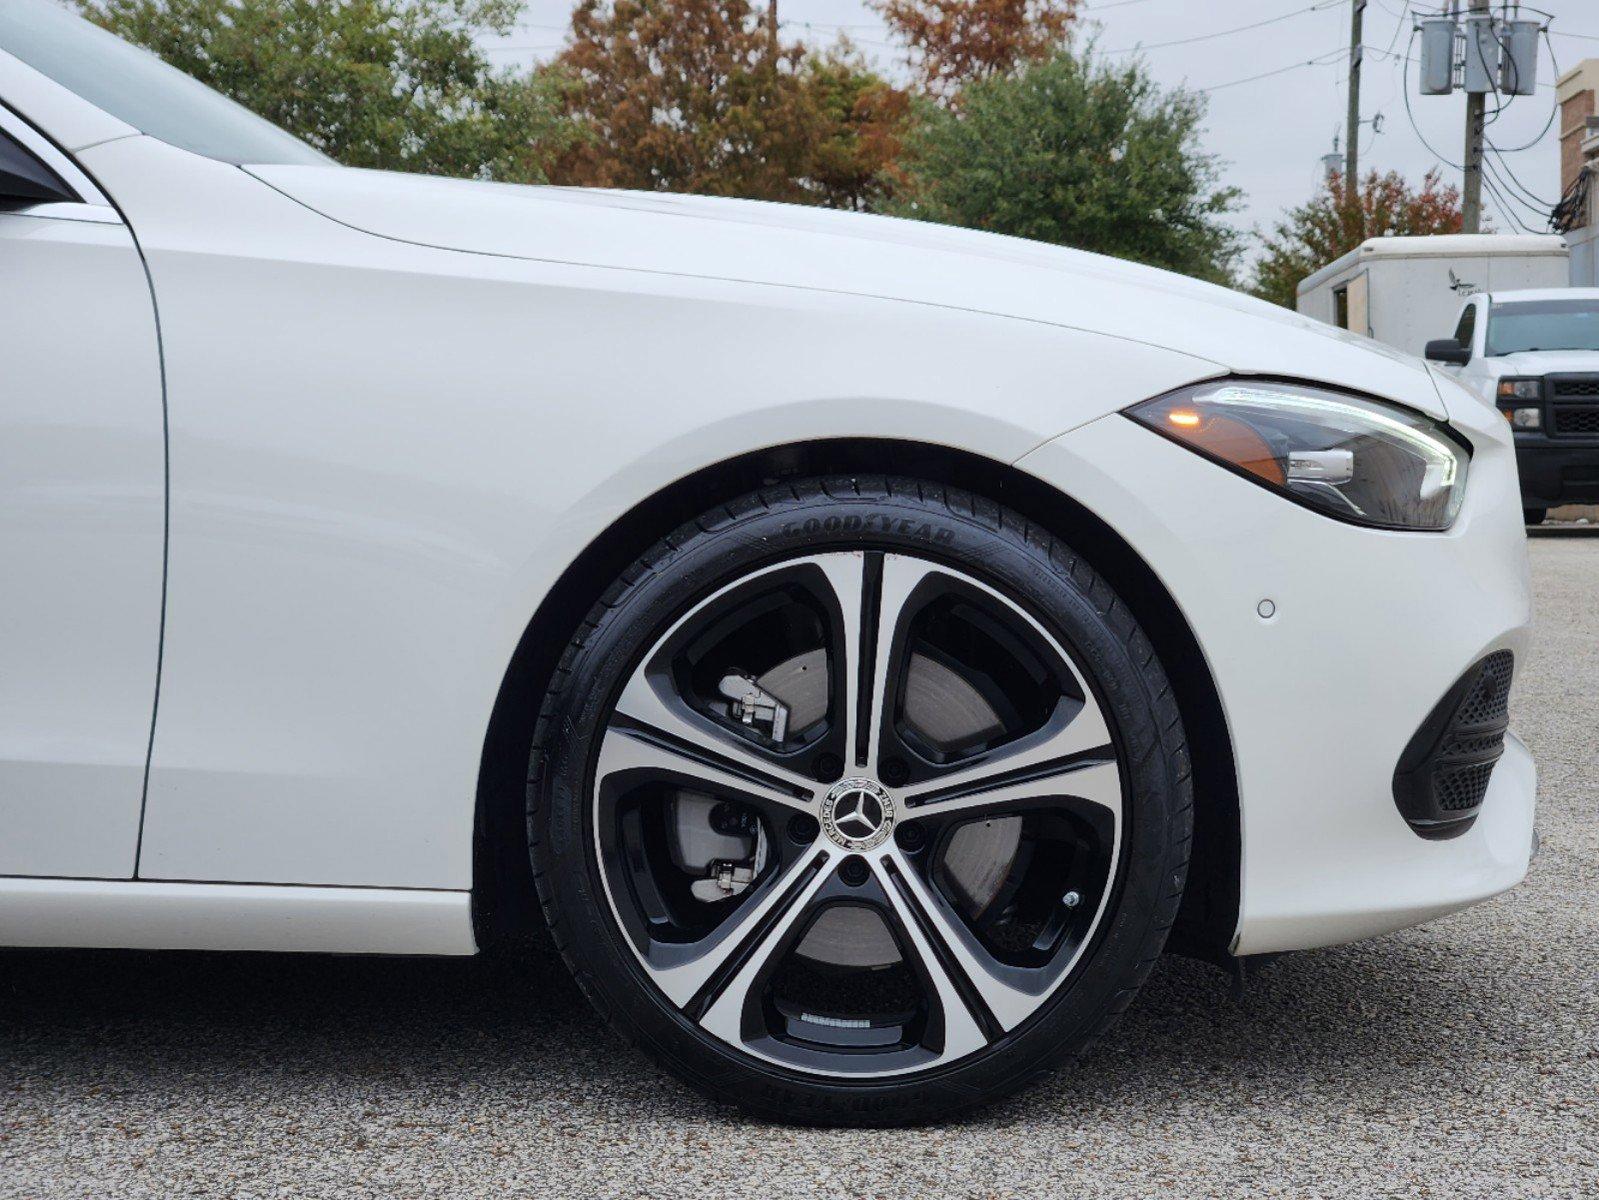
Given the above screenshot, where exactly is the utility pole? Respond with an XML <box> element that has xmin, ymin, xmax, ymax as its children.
<box><xmin>1345</xmin><ymin>0</ymin><xmax>1364</xmax><ymax>189</ymax></box>
<box><xmin>1462</xmin><ymin>0</ymin><xmax>1487</xmax><ymax>232</ymax></box>
<box><xmin>767</xmin><ymin>0</ymin><xmax>779</xmax><ymax>63</ymax></box>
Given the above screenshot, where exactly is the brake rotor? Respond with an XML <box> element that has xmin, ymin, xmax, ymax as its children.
<box><xmin>788</xmin><ymin>648</ymin><xmax>1021</xmax><ymax>969</ymax></box>
<box><xmin>756</xmin><ymin>648</ymin><xmax>828</xmax><ymax>732</ymax></box>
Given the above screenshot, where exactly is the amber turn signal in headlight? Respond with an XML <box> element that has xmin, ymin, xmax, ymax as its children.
<box><xmin>1496</xmin><ymin>377</ymin><xmax>1541</xmax><ymax>402</ymax></box>
<box><xmin>1126</xmin><ymin>381</ymin><xmax>1470</xmax><ymax>531</ymax></box>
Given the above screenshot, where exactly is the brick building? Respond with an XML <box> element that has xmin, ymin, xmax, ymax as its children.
<box><xmin>1557</xmin><ymin>60</ymin><xmax>1599</xmax><ymax>285</ymax></box>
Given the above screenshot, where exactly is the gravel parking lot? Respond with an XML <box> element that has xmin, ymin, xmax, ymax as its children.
<box><xmin>2</xmin><ymin>532</ymin><xmax>1595</xmax><ymax>1200</ymax></box>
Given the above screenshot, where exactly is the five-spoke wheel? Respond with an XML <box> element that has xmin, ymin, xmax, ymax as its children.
<box><xmin>531</xmin><ymin>479</ymin><xmax>1190</xmax><ymax>1123</ymax></box>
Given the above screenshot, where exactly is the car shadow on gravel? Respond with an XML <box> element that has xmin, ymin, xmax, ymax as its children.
<box><xmin>0</xmin><ymin>931</ymin><xmax>1521</xmax><ymax>1126</ymax></box>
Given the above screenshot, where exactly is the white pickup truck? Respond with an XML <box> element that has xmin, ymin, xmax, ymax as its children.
<box><xmin>1424</xmin><ymin>288</ymin><xmax>1599</xmax><ymax>523</ymax></box>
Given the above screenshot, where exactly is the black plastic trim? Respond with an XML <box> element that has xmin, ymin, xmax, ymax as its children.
<box><xmin>1392</xmin><ymin>650</ymin><xmax>1514</xmax><ymax>840</ymax></box>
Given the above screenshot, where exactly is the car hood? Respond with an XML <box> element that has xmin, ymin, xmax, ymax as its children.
<box><xmin>1480</xmin><ymin>350</ymin><xmax>1599</xmax><ymax>375</ymax></box>
<box><xmin>247</xmin><ymin>165</ymin><xmax>1448</xmax><ymax>418</ymax></box>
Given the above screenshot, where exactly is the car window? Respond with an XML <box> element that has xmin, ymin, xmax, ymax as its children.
<box><xmin>1486</xmin><ymin>299</ymin><xmax>1599</xmax><ymax>356</ymax></box>
<box><xmin>1452</xmin><ymin>304</ymin><xmax>1476</xmax><ymax>351</ymax></box>
<box><xmin>0</xmin><ymin>125</ymin><xmax>75</xmax><ymax>205</ymax></box>
<box><xmin>0</xmin><ymin>0</ymin><xmax>329</xmax><ymax>167</ymax></box>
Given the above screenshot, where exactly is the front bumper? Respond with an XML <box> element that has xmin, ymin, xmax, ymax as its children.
<box><xmin>1018</xmin><ymin>408</ymin><xmax>1535</xmax><ymax>956</ymax></box>
<box><xmin>1513</xmin><ymin>438</ymin><xmax>1599</xmax><ymax>507</ymax></box>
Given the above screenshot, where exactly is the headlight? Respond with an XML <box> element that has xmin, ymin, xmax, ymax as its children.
<box><xmin>1496</xmin><ymin>377</ymin><xmax>1542</xmax><ymax>402</ymax></box>
<box><xmin>1126</xmin><ymin>380</ymin><xmax>1470</xmax><ymax>531</ymax></box>
<box><xmin>1501</xmin><ymin>406</ymin><xmax>1542</xmax><ymax>430</ymax></box>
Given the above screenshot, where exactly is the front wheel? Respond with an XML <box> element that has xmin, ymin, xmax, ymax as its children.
<box><xmin>528</xmin><ymin>478</ymin><xmax>1193</xmax><ymax>1124</ymax></box>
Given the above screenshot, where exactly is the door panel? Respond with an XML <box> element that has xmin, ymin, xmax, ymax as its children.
<box><xmin>0</xmin><ymin>205</ymin><xmax>165</xmax><ymax>877</ymax></box>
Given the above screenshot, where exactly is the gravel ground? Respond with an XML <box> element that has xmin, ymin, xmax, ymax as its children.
<box><xmin>2</xmin><ymin>534</ymin><xmax>1595</xmax><ymax>1200</ymax></box>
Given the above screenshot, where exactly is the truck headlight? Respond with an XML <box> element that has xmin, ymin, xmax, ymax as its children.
<box><xmin>1496</xmin><ymin>377</ymin><xmax>1542</xmax><ymax>402</ymax></box>
<box><xmin>1126</xmin><ymin>380</ymin><xmax>1470</xmax><ymax>532</ymax></box>
<box><xmin>1501</xmin><ymin>406</ymin><xmax>1542</xmax><ymax>430</ymax></box>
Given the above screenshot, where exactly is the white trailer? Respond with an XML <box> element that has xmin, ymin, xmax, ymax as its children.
<box><xmin>1296</xmin><ymin>234</ymin><xmax>1569</xmax><ymax>357</ymax></box>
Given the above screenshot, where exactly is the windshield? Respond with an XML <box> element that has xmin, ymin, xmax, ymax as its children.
<box><xmin>1485</xmin><ymin>299</ymin><xmax>1599</xmax><ymax>356</ymax></box>
<box><xmin>0</xmin><ymin>0</ymin><xmax>329</xmax><ymax>166</ymax></box>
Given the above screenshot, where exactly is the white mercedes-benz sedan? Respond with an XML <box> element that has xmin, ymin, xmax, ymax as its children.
<box><xmin>0</xmin><ymin>1</ymin><xmax>1535</xmax><ymax>1124</ymax></box>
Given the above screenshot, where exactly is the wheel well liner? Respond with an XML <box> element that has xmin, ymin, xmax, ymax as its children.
<box><xmin>472</xmin><ymin>439</ymin><xmax>1240</xmax><ymax>961</ymax></box>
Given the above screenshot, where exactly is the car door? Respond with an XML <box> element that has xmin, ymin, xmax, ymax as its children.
<box><xmin>0</xmin><ymin>105</ymin><xmax>165</xmax><ymax>877</ymax></box>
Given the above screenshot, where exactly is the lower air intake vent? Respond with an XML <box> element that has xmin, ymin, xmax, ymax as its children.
<box><xmin>1392</xmin><ymin>650</ymin><xmax>1513</xmax><ymax>840</ymax></box>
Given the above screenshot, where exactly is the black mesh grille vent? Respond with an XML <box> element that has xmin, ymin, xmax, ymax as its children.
<box><xmin>1551</xmin><ymin>377</ymin><xmax>1599</xmax><ymax>399</ymax></box>
<box><xmin>1551</xmin><ymin>405</ymin><xmax>1599</xmax><ymax>436</ymax></box>
<box><xmin>1453</xmin><ymin>652</ymin><xmax>1513</xmax><ymax>727</ymax></box>
<box><xmin>1435</xmin><ymin>762</ymin><xmax>1499</xmax><ymax>812</ymax></box>
<box><xmin>1392</xmin><ymin>650</ymin><xmax>1514</xmax><ymax>839</ymax></box>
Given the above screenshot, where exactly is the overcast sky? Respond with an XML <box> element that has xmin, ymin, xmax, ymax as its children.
<box><xmin>481</xmin><ymin>0</ymin><xmax>1599</xmax><ymax>263</ymax></box>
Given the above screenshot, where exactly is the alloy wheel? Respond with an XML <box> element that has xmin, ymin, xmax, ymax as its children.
<box><xmin>591</xmin><ymin>551</ymin><xmax>1124</xmax><ymax>1079</ymax></box>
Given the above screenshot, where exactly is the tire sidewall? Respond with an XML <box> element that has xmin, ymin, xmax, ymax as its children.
<box><xmin>531</xmin><ymin>482</ymin><xmax>1188</xmax><ymax>1123</ymax></box>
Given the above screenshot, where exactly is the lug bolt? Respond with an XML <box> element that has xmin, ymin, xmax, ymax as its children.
<box><xmin>814</xmin><ymin>753</ymin><xmax>843</xmax><ymax>783</ymax></box>
<box><xmin>895</xmin><ymin>823</ymin><xmax>926</xmax><ymax>852</ymax></box>
<box><xmin>880</xmin><ymin>757</ymin><xmax>909</xmax><ymax>787</ymax></box>
<box><xmin>839</xmin><ymin>855</ymin><xmax>870</xmax><ymax>886</ymax></box>
<box><xmin>788</xmin><ymin>814</ymin><xmax>819</xmax><ymax>844</ymax></box>
<box><xmin>1063</xmin><ymin>890</ymin><xmax>1082</xmax><ymax>909</ymax></box>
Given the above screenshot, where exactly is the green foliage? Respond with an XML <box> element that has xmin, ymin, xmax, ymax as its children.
<box><xmin>886</xmin><ymin>50</ymin><xmax>1241</xmax><ymax>283</ymax></box>
<box><xmin>73</xmin><ymin>0</ymin><xmax>582</xmax><ymax>181</ymax></box>
<box><xmin>71</xmin><ymin>1</ymin><xmax>1253</xmax><ymax>288</ymax></box>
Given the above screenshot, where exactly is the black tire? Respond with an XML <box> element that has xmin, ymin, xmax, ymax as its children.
<box><xmin>1524</xmin><ymin>507</ymin><xmax>1548</xmax><ymax>526</ymax></box>
<box><xmin>527</xmin><ymin>477</ymin><xmax>1193</xmax><ymax>1125</ymax></box>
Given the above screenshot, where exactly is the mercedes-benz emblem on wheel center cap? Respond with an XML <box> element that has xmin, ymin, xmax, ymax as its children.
<box><xmin>822</xmin><ymin>778</ymin><xmax>895</xmax><ymax>851</ymax></box>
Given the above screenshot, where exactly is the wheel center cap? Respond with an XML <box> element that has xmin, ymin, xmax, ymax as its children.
<box><xmin>821</xmin><ymin>778</ymin><xmax>895</xmax><ymax>851</ymax></box>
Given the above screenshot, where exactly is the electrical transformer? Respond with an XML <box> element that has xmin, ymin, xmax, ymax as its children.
<box><xmin>1462</xmin><ymin>13</ymin><xmax>1499</xmax><ymax>94</ymax></box>
<box><xmin>1499</xmin><ymin>18</ymin><xmax>1540</xmax><ymax>96</ymax></box>
<box><xmin>1418</xmin><ymin>16</ymin><xmax>1456</xmax><ymax>96</ymax></box>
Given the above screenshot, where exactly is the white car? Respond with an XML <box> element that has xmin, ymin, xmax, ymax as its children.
<box><xmin>1425</xmin><ymin>287</ymin><xmax>1599</xmax><ymax>524</ymax></box>
<box><xmin>0</xmin><ymin>1</ymin><xmax>1536</xmax><ymax>1124</ymax></box>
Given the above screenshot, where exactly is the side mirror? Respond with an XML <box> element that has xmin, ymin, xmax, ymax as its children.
<box><xmin>1424</xmin><ymin>338</ymin><xmax>1471</xmax><ymax>366</ymax></box>
<box><xmin>0</xmin><ymin>135</ymin><xmax>77</xmax><ymax>209</ymax></box>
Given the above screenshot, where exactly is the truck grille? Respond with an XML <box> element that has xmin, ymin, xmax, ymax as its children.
<box><xmin>1550</xmin><ymin>405</ymin><xmax>1599</xmax><ymax>436</ymax></box>
<box><xmin>1550</xmin><ymin>377</ymin><xmax>1599</xmax><ymax>399</ymax></box>
<box><xmin>1548</xmin><ymin>376</ymin><xmax>1599</xmax><ymax>437</ymax></box>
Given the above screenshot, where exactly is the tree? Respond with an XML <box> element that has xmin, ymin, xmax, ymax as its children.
<box><xmin>871</xmin><ymin>0</ymin><xmax>1078</xmax><ymax>99</ymax></box>
<box><xmin>798</xmin><ymin>50</ymin><xmax>911</xmax><ymax>211</ymax></box>
<box><xmin>1251</xmin><ymin>169</ymin><xmax>1467</xmax><ymax>308</ymax></box>
<box><xmin>887</xmin><ymin>50</ymin><xmax>1240</xmax><ymax>283</ymax></box>
<box><xmin>73</xmin><ymin>0</ymin><xmax>581</xmax><ymax>182</ymax></box>
<box><xmin>549</xmin><ymin>0</ymin><xmax>819</xmax><ymax>199</ymax></box>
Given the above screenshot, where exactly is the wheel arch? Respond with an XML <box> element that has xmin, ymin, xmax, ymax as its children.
<box><xmin>472</xmin><ymin>438</ymin><xmax>1240</xmax><ymax>963</ymax></box>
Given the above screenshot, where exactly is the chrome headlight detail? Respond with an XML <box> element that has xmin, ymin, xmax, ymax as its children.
<box><xmin>1125</xmin><ymin>380</ymin><xmax>1471</xmax><ymax>532</ymax></box>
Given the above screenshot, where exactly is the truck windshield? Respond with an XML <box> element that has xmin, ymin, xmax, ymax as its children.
<box><xmin>0</xmin><ymin>0</ymin><xmax>328</xmax><ymax>167</ymax></box>
<box><xmin>1485</xmin><ymin>299</ymin><xmax>1599</xmax><ymax>356</ymax></box>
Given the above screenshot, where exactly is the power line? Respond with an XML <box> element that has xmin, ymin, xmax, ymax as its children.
<box><xmin>1107</xmin><ymin>1</ymin><xmax>1341</xmax><ymax>55</ymax></box>
<box><xmin>1380</xmin><ymin>0</ymin><xmax>1410</xmax><ymax>58</ymax></box>
<box><xmin>1486</xmin><ymin>143</ymin><xmax>1554</xmax><ymax>208</ymax></box>
<box><xmin>1480</xmin><ymin>162</ymin><xmax>1543</xmax><ymax>233</ymax></box>
<box><xmin>1400</xmin><ymin>27</ymin><xmax>1466</xmax><ymax>171</ymax></box>
<box><xmin>1201</xmin><ymin>47</ymin><xmax>1347</xmax><ymax>93</ymax></box>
